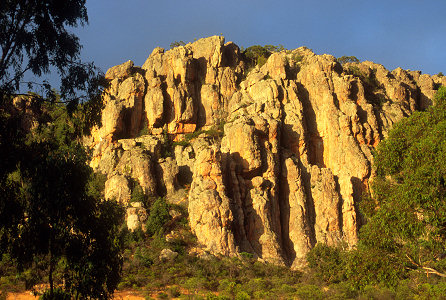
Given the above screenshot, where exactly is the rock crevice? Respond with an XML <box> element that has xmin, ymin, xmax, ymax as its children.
<box><xmin>87</xmin><ymin>36</ymin><xmax>446</xmax><ymax>268</ymax></box>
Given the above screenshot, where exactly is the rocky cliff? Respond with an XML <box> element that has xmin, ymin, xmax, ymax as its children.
<box><xmin>85</xmin><ymin>36</ymin><xmax>446</xmax><ymax>269</ymax></box>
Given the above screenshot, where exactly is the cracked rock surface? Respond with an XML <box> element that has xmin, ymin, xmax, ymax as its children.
<box><xmin>86</xmin><ymin>36</ymin><xmax>445</xmax><ymax>268</ymax></box>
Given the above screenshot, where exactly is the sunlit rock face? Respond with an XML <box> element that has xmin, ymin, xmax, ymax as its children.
<box><xmin>86</xmin><ymin>36</ymin><xmax>443</xmax><ymax>268</ymax></box>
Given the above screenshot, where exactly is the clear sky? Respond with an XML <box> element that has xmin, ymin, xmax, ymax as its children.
<box><xmin>74</xmin><ymin>0</ymin><xmax>446</xmax><ymax>76</ymax></box>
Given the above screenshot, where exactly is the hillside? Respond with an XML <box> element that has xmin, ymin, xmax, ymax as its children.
<box><xmin>85</xmin><ymin>35</ymin><xmax>445</xmax><ymax>270</ymax></box>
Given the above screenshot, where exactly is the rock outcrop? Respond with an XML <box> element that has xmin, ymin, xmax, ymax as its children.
<box><xmin>87</xmin><ymin>36</ymin><xmax>445</xmax><ymax>268</ymax></box>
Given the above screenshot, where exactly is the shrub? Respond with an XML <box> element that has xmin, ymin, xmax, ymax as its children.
<box><xmin>170</xmin><ymin>41</ymin><xmax>186</xmax><ymax>49</ymax></box>
<box><xmin>157</xmin><ymin>292</ymin><xmax>169</xmax><ymax>299</ymax></box>
<box><xmin>337</xmin><ymin>56</ymin><xmax>360</xmax><ymax>65</ymax></box>
<box><xmin>183</xmin><ymin>277</ymin><xmax>208</xmax><ymax>291</ymax></box>
<box><xmin>130</xmin><ymin>181</ymin><xmax>145</xmax><ymax>204</ymax></box>
<box><xmin>218</xmin><ymin>279</ymin><xmax>238</xmax><ymax>296</ymax></box>
<box><xmin>434</xmin><ymin>85</ymin><xmax>446</xmax><ymax>105</ymax></box>
<box><xmin>206</xmin><ymin>293</ymin><xmax>230</xmax><ymax>300</ymax></box>
<box><xmin>39</xmin><ymin>288</ymin><xmax>71</xmax><ymax>300</ymax></box>
<box><xmin>134</xmin><ymin>247</ymin><xmax>154</xmax><ymax>268</ymax></box>
<box><xmin>235</xmin><ymin>291</ymin><xmax>251</xmax><ymax>300</ymax></box>
<box><xmin>243</xmin><ymin>44</ymin><xmax>285</xmax><ymax>68</ymax></box>
<box><xmin>326</xmin><ymin>282</ymin><xmax>358</xmax><ymax>299</ymax></box>
<box><xmin>291</xmin><ymin>53</ymin><xmax>304</xmax><ymax>63</ymax></box>
<box><xmin>294</xmin><ymin>284</ymin><xmax>324</xmax><ymax>300</ymax></box>
<box><xmin>343</xmin><ymin>247</ymin><xmax>405</xmax><ymax>290</ymax></box>
<box><xmin>306</xmin><ymin>244</ymin><xmax>345</xmax><ymax>284</ymax></box>
<box><xmin>345</xmin><ymin>65</ymin><xmax>363</xmax><ymax>78</ymax></box>
<box><xmin>161</xmin><ymin>128</ymin><xmax>173</xmax><ymax>158</ymax></box>
<box><xmin>146</xmin><ymin>198</ymin><xmax>171</xmax><ymax>236</ymax></box>
<box><xmin>168</xmin><ymin>285</ymin><xmax>181</xmax><ymax>298</ymax></box>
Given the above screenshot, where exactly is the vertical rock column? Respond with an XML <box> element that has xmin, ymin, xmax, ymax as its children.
<box><xmin>188</xmin><ymin>139</ymin><xmax>237</xmax><ymax>256</ymax></box>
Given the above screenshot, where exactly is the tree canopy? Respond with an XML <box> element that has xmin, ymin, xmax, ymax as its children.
<box><xmin>359</xmin><ymin>86</ymin><xmax>446</xmax><ymax>277</ymax></box>
<box><xmin>0</xmin><ymin>1</ymin><xmax>124</xmax><ymax>299</ymax></box>
<box><xmin>0</xmin><ymin>100</ymin><xmax>125</xmax><ymax>299</ymax></box>
<box><xmin>0</xmin><ymin>0</ymin><xmax>101</xmax><ymax>102</ymax></box>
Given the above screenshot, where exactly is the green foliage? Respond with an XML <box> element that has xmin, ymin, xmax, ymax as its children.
<box><xmin>0</xmin><ymin>0</ymin><xmax>104</xmax><ymax>104</ymax></box>
<box><xmin>345</xmin><ymin>65</ymin><xmax>384</xmax><ymax>107</ymax></box>
<box><xmin>437</xmin><ymin>72</ymin><xmax>444</xmax><ymax>77</ymax></box>
<box><xmin>161</xmin><ymin>127</ymin><xmax>174</xmax><ymax>158</ymax></box>
<box><xmin>119</xmin><ymin>222</ymin><xmax>306</xmax><ymax>298</ymax></box>
<box><xmin>167</xmin><ymin>285</ymin><xmax>181</xmax><ymax>298</ymax></box>
<box><xmin>434</xmin><ymin>85</ymin><xmax>446</xmax><ymax>105</ymax></box>
<box><xmin>206</xmin><ymin>293</ymin><xmax>229</xmax><ymax>300</ymax></box>
<box><xmin>86</xmin><ymin>172</ymin><xmax>107</xmax><ymax>201</ymax></box>
<box><xmin>138</xmin><ymin>117</ymin><xmax>150</xmax><ymax>136</ymax></box>
<box><xmin>294</xmin><ymin>284</ymin><xmax>324</xmax><ymax>300</ymax></box>
<box><xmin>130</xmin><ymin>181</ymin><xmax>146</xmax><ymax>204</ymax></box>
<box><xmin>306</xmin><ymin>243</ymin><xmax>408</xmax><ymax>291</ymax></box>
<box><xmin>0</xmin><ymin>102</ymin><xmax>125</xmax><ymax>298</ymax></box>
<box><xmin>343</xmin><ymin>247</ymin><xmax>406</xmax><ymax>290</ymax></box>
<box><xmin>243</xmin><ymin>44</ymin><xmax>285</xmax><ymax>69</ymax></box>
<box><xmin>170</xmin><ymin>41</ymin><xmax>187</xmax><ymax>48</ymax></box>
<box><xmin>263</xmin><ymin>44</ymin><xmax>285</xmax><ymax>53</ymax></box>
<box><xmin>306</xmin><ymin>244</ymin><xmax>345</xmax><ymax>284</ymax></box>
<box><xmin>244</xmin><ymin>45</ymin><xmax>268</xmax><ymax>67</ymax></box>
<box><xmin>358</xmin><ymin>86</ymin><xmax>446</xmax><ymax>282</ymax></box>
<box><xmin>156</xmin><ymin>292</ymin><xmax>169</xmax><ymax>299</ymax></box>
<box><xmin>337</xmin><ymin>56</ymin><xmax>360</xmax><ymax>65</ymax></box>
<box><xmin>291</xmin><ymin>53</ymin><xmax>304</xmax><ymax>63</ymax></box>
<box><xmin>235</xmin><ymin>291</ymin><xmax>251</xmax><ymax>300</ymax></box>
<box><xmin>146</xmin><ymin>198</ymin><xmax>171</xmax><ymax>236</ymax></box>
<box><xmin>345</xmin><ymin>65</ymin><xmax>362</xmax><ymax>77</ymax></box>
<box><xmin>39</xmin><ymin>288</ymin><xmax>71</xmax><ymax>300</ymax></box>
<box><xmin>303</xmin><ymin>91</ymin><xmax>446</xmax><ymax>292</ymax></box>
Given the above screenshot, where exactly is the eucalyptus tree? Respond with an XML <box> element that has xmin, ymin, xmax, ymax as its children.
<box><xmin>0</xmin><ymin>1</ymin><xmax>123</xmax><ymax>298</ymax></box>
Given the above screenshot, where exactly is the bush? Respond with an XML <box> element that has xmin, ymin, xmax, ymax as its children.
<box><xmin>326</xmin><ymin>282</ymin><xmax>358</xmax><ymax>299</ymax></box>
<box><xmin>138</xmin><ymin>117</ymin><xmax>149</xmax><ymax>136</ymax></box>
<box><xmin>243</xmin><ymin>44</ymin><xmax>285</xmax><ymax>68</ymax></box>
<box><xmin>291</xmin><ymin>53</ymin><xmax>304</xmax><ymax>63</ymax></box>
<box><xmin>146</xmin><ymin>198</ymin><xmax>171</xmax><ymax>236</ymax></box>
<box><xmin>130</xmin><ymin>181</ymin><xmax>146</xmax><ymax>204</ymax></box>
<box><xmin>183</xmin><ymin>277</ymin><xmax>208</xmax><ymax>291</ymax></box>
<box><xmin>161</xmin><ymin>128</ymin><xmax>173</xmax><ymax>158</ymax></box>
<box><xmin>294</xmin><ymin>284</ymin><xmax>324</xmax><ymax>300</ymax></box>
<box><xmin>337</xmin><ymin>56</ymin><xmax>360</xmax><ymax>65</ymax></box>
<box><xmin>167</xmin><ymin>285</ymin><xmax>181</xmax><ymax>298</ymax></box>
<box><xmin>157</xmin><ymin>292</ymin><xmax>169</xmax><ymax>299</ymax></box>
<box><xmin>206</xmin><ymin>293</ymin><xmax>230</xmax><ymax>300</ymax></box>
<box><xmin>343</xmin><ymin>247</ymin><xmax>405</xmax><ymax>290</ymax></box>
<box><xmin>306</xmin><ymin>244</ymin><xmax>345</xmax><ymax>284</ymax></box>
<box><xmin>170</xmin><ymin>41</ymin><xmax>186</xmax><ymax>49</ymax></box>
<box><xmin>434</xmin><ymin>85</ymin><xmax>446</xmax><ymax>105</ymax></box>
<box><xmin>39</xmin><ymin>288</ymin><xmax>70</xmax><ymax>300</ymax></box>
<box><xmin>235</xmin><ymin>291</ymin><xmax>251</xmax><ymax>300</ymax></box>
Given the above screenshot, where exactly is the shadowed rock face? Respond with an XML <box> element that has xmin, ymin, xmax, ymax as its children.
<box><xmin>86</xmin><ymin>36</ymin><xmax>446</xmax><ymax>268</ymax></box>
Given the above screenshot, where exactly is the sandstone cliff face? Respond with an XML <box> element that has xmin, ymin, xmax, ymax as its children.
<box><xmin>87</xmin><ymin>36</ymin><xmax>445</xmax><ymax>268</ymax></box>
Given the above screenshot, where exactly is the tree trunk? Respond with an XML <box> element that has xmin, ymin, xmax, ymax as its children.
<box><xmin>49</xmin><ymin>229</ymin><xmax>54</xmax><ymax>298</ymax></box>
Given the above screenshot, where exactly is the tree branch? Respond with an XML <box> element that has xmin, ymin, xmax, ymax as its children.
<box><xmin>406</xmin><ymin>254</ymin><xmax>446</xmax><ymax>278</ymax></box>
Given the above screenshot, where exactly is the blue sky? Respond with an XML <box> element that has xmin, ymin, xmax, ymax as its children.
<box><xmin>75</xmin><ymin>0</ymin><xmax>446</xmax><ymax>76</ymax></box>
